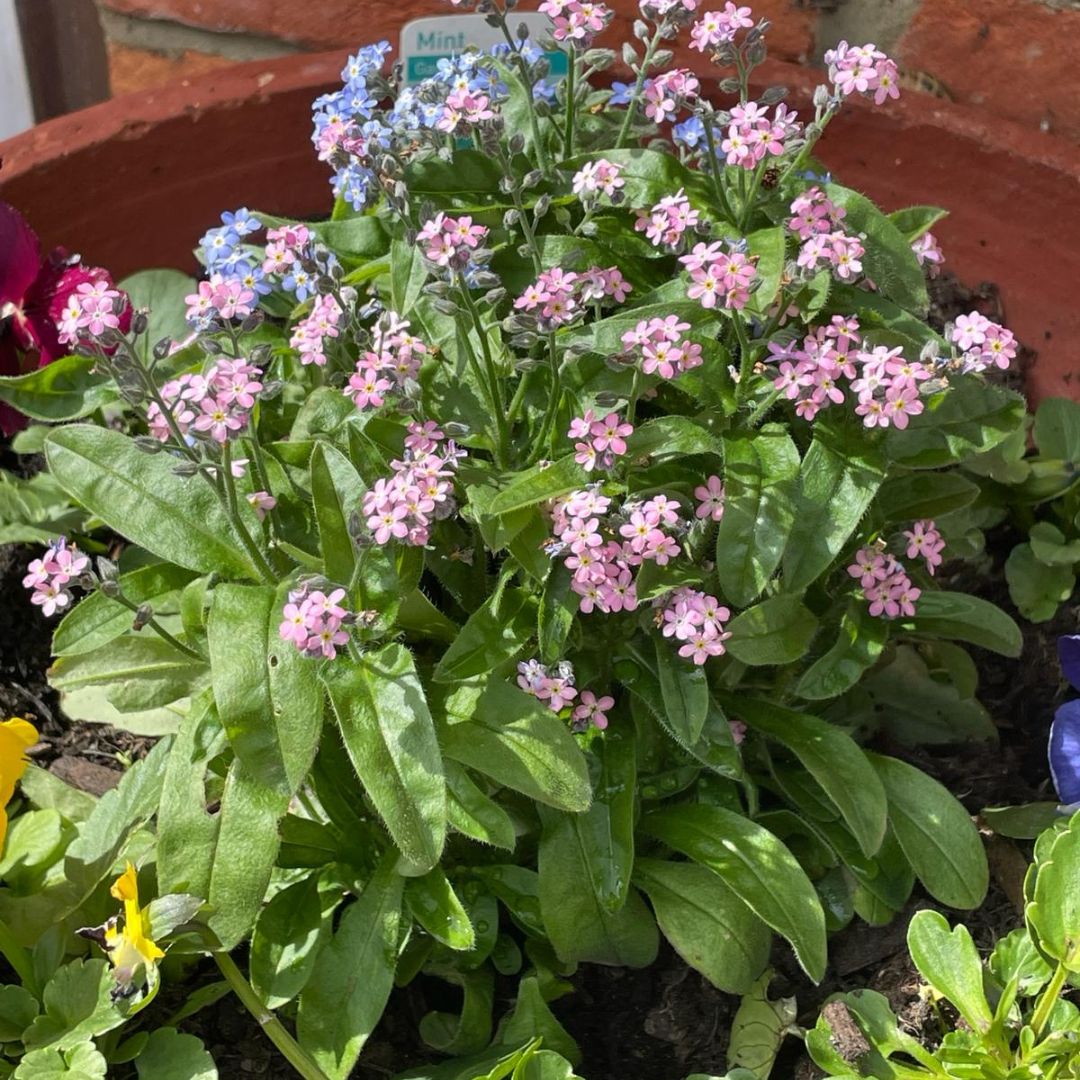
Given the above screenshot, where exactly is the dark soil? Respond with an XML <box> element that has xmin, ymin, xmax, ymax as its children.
<box><xmin>0</xmin><ymin>273</ymin><xmax>1075</xmax><ymax>1079</ymax></box>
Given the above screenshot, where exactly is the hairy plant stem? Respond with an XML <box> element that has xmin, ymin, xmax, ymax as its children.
<box><xmin>221</xmin><ymin>441</ymin><xmax>278</xmax><ymax>584</ymax></box>
<box><xmin>563</xmin><ymin>46</ymin><xmax>577</xmax><ymax>158</ymax></box>
<box><xmin>245</xmin><ymin>436</ymin><xmax>292</xmax><ymax>575</ymax></box>
<box><xmin>737</xmin><ymin>160</ymin><xmax>767</xmax><ymax>231</ymax></box>
<box><xmin>456</xmin><ymin>280</ymin><xmax>511</xmax><ymax>468</ymax></box>
<box><xmin>106</xmin><ymin>589</ymin><xmax>204</xmax><ymax>660</ymax></box>
<box><xmin>213</xmin><ymin>951</ymin><xmax>331</xmax><ymax>1080</ymax></box>
<box><xmin>616</xmin><ymin>25</ymin><xmax>666</xmax><ymax>149</ymax></box>
<box><xmin>744</xmin><ymin>386</ymin><xmax>782</xmax><ymax>429</ymax></box>
<box><xmin>701</xmin><ymin>120</ymin><xmax>737</xmax><ymax>224</ymax></box>
<box><xmin>494</xmin><ymin>11</ymin><xmax>551</xmax><ymax>174</ymax></box>
<box><xmin>732</xmin><ymin>316</ymin><xmax>756</xmax><ymax>404</ymax></box>
<box><xmin>531</xmin><ymin>333</ymin><xmax>564</xmax><ymax>459</ymax></box>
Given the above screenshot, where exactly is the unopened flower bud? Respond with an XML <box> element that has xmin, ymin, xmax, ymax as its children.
<box><xmin>760</xmin><ymin>85</ymin><xmax>787</xmax><ymax>105</ymax></box>
<box><xmin>503</xmin><ymin>208</ymin><xmax>521</xmax><ymax>229</ymax></box>
<box><xmin>533</xmin><ymin>194</ymin><xmax>551</xmax><ymax>219</ymax></box>
<box><xmin>508</xmin><ymin>133</ymin><xmax>526</xmax><ymax>154</ymax></box>
<box><xmin>522</xmin><ymin>169</ymin><xmax>544</xmax><ymax>189</ymax></box>
<box><xmin>594</xmin><ymin>390</ymin><xmax>621</xmax><ymax>408</ymax></box>
<box><xmin>633</xmin><ymin>18</ymin><xmax>649</xmax><ymax>39</ymax></box>
<box><xmin>432</xmin><ymin>298</ymin><xmax>460</xmax><ymax>316</ymax></box>
<box><xmin>483</xmin><ymin>287</ymin><xmax>507</xmax><ymax>306</ymax></box>
<box><xmin>583</xmin><ymin>48</ymin><xmax>615</xmax><ymax>69</ymax></box>
<box><xmin>99</xmin><ymin>578</ymin><xmax>121</xmax><ymax>599</ymax></box>
<box><xmin>133</xmin><ymin>435</ymin><xmax>164</xmax><ymax>454</ymax></box>
<box><xmin>622</xmin><ymin>41</ymin><xmax>639</xmax><ymax>66</ymax></box>
<box><xmin>131</xmin><ymin>312</ymin><xmax>149</xmax><ymax>336</ymax></box>
<box><xmin>96</xmin><ymin>557</ymin><xmax>119</xmax><ymax>583</ymax></box>
<box><xmin>133</xmin><ymin>603</ymin><xmax>154</xmax><ymax>631</ymax></box>
<box><xmin>719</xmin><ymin>76</ymin><xmax>741</xmax><ymax>94</ymax></box>
<box><xmin>241</xmin><ymin>310</ymin><xmax>265</xmax><ymax>333</ymax></box>
<box><xmin>652</xmin><ymin>49</ymin><xmax>674</xmax><ymax>68</ymax></box>
<box><xmin>172</xmin><ymin>461</ymin><xmax>199</xmax><ymax>478</ymax></box>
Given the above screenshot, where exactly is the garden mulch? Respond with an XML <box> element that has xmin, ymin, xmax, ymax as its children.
<box><xmin>0</xmin><ymin>273</ymin><xmax>1075</xmax><ymax>1078</ymax></box>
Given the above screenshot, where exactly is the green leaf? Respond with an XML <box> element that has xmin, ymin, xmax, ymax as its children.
<box><xmin>419</xmin><ymin>968</ymin><xmax>494</xmax><ymax>1056</ymax></box>
<box><xmin>868</xmin><ymin>753</ymin><xmax>988</xmax><ymax>909</ymax></box>
<box><xmin>1006</xmin><ymin>543</ymin><xmax>1076</xmax><ymax>623</ymax></box>
<box><xmin>981</xmin><ymin>802</ymin><xmax>1063</xmax><ymax>841</ymax></box>
<box><xmin>874</xmin><ymin>471</ymin><xmax>979</xmax><ymax>525</ymax></box>
<box><xmin>725</xmin><ymin>595</ymin><xmax>818</xmax><ymax>666</ymax></box>
<box><xmin>0</xmin><ymin>809</ymin><xmax>68</xmax><ymax>888</ymax></box>
<box><xmin>16</xmin><ymin>1041</ymin><xmax>108</xmax><ymax>1080</ymax></box>
<box><xmin>826</xmin><ymin>183</ymin><xmax>928</xmax><ymax>313</ymax></box>
<box><xmin>905</xmin><ymin>590</ymin><xmax>1023</xmax><ymax>656</ymax></box>
<box><xmin>642</xmin><ymin>805</ymin><xmax>827</xmax><ymax>982</ymax></box>
<box><xmin>1033</xmin><ymin>396</ymin><xmax>1080</xmax><ymax>464</ymax></box>
<box><xmin>906</xmin><ymin>910</ymin><xmax>993</xmax><ymax>1033</ymax></box>
<box><xmin>537</xmin><ymin>726</ymin><xmax>650</xmax><ymax>966</ymax></box>
<box><xmin>795</xmin><ymin>602</ymin><xmax>887</xmax><ymax>701</ymax></box>
<box><xmin>311</xmin><ymin>216</ymin><xmax>390</xmax><ymax>263</ymax></box>
<box><xmin>52</xmin><ymin>564</ymin><xmax>197</xmax><ymax>657</ymax></box>
<box><xmin>310</xmin><ymin>443</ymin><xmax>364</xmax><ymax>584</ymax></box>
<box><xmin>654</xmin><ymin>638</ymin><xmax>709</xmax><ymax>744</ymax></box>
<box><xmin>884</xmin><ymin>382</ymin><xmax>1025</xmax><ymax>469</ymax></box>
<box><xmin>716</xmin><ymin>426</ymin><xmax>800</xmax><ymax>607</ymax></box>
<box><xmin>0</xmin><ymin>984</ymin><xmax>39</xmax><ymax>1041</ymax></box>
<box><xmin>496</xmin><ymin>977</ymin><xmax>580</xmax><ymax>1066</ymax></box>
<box><xmin>404</xmin><ymin>149</ymin><xmax>505</xmax><ymax>197</ymax></box>
<box><xmin>49</xmin><ymin>636</ymin><xmax>206</xmax><ymax>712</ymax></box>
<box><xmin>445</xmin><ymin>761</ymin><xmax>517</xmax><ymax>851</ymax></box>
<box><xmin>120</xmin><ymin>268</ymin><xmax>198</xmax><ymax>360</ymax></box>
<box><xmin>20</xmin><ymin>765</ymin><xmax>96</xmax><ymax>823</ymax></box>
<box><xmin>538</xmin><ymin>563</ymin><xmax>578</xmax><ymax>666</ymax></box>
<box><xmin>156</xmin><ymin>695</ymin><xmax>223</xmax><ymax>899</ymax></box>
<box><xmin>23</xmin><ymin>959</ymin><xmax>125</xmax><ymax>1051</ymax></box>
<box><xmin>625</xmin><ymin>416</ymin><xmax>722</xmax><ymax>461</ymax></box>
<box><xmin>746</xmin><ymin>226</ymin><xmax>787</xmax><ymax>312</ymax></box>
<box><xmin>988</xmin><ymin>928</ymin><xmax>1052</xmax><ymax>995</ymax></box>
<box><xmin>297</xmin><ymin>856</ymin><xmax>405</xmax><ymax>1080</ymax></box>
<box><xmin>208</xmin><ymin>583</ymin><xmax>323</xmax><ymax>795</ymax></box>
<box><xmin>434</xmin><ymin>589</ymin><xmax>538</xmax><ymax>683</ymax></box>
<box><xmin>61</xmin><ymin>739</ymin><xmax>171</xmax><ymax>913</ymax></box>
<box><xmin>45</xmin><ymin>426</ymin><xmax>257</xmax><ymax>578</ymax></box>
<box><xmin>726</xmin><ymin>971</ymin><xmax>798</xmax><ymax>1079</ymax></box>
<box><xmin>323</xmin><ymin>644</ymin><xmax>447</xmax><ymax>875</ymax></box>
<box><xmin>0</xmin><ymin>355</ymin><xmax>114</xmax><ymax>422</ymax></box>
<box><xmin>633</xmin><ymin>858</ymin><xmax>770</xmax><ymax>994</ymax></box>
<box><xmin>1028</xmin><ymin>811</ymin><xmax>1080</xmax><ymax>971</ymax></box>
<box><xmin>781</xmin><ymin>427</ymin><xmax>886</xmax><ymax>592</ymax></box>
<box><xmin>135</xmin><ymin>1028</ymin><xmax>218</xmax><ymax>1080</ymax></box>
<box><xmin>888</xmin><ymin>205</ymin><xmax>948</xmax><ymax>242</ymax></box>
<box><xmin>206</xmin><ymin>757</ymin><xmax>292</xmax><ymax>950</ymax></box>
<box><xmin>719</xmin><ymin>695</ymin><xmax>887</xmax><ymax>858</ymax></box>
<box><xmin>441</xmin><ymin>680</ymin><xmax>591</xmax><ymax>812</ymax></box>
<box><xmin>251</xmin><ymin>872</ymin><xmax>340</xmax><ymax>1008</ymax></box>
<box><xmin>1029</xmin><ymin>522</ymin><xmax>1080</xmax><ymax>566</ymax></box>
<box><xmin>484</xmin><ymin>456</ymin><xmax>588</xmax><ymax>519</ymax></box>
<box><xmin>406</xmin><ymin>868</ymin><xmax>475</xmax><ymax>951</ymax></box>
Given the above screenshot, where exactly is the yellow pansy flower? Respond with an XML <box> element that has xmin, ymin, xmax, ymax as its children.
<box><xmin>103</xmin><ymin>862</ymin><xmax>164</xmax><ymax>994</ymax></box>
<box><xmin>0</xmin><ymin>717</ymin><xmax>38</xmax><ymax>853</ymax></box>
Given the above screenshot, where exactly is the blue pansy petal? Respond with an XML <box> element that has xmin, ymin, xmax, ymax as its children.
<box><xmin>1059</xmin><ymin>635</ymin><xmax>1080</xmax><ymax>692</ymax></box>
<box><xmin>1050</xmin><ymin>699</ymin><xmax>1080</xmax><ymax>806</ymax></box>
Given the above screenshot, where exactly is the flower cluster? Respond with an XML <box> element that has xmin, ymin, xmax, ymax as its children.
<box><xmin>279</xmin><ymin>584</ymin><xmax>354</xmax><ymax>660</ymax></box>
<box><xmin>517</xmin><ymin>659</ymin><xmax>578</xmax><ymax>712</ymax></box>
<box><xmin>689</xmin><ymin>3</ymin><xmax>754</xmax><ymax>50</ymax></box>
<box><xmin>539</xmin><ymin>0</ymin><xmax>614</xmax><ymax>45</ymax></box>
<box><xmin>911</xmin><ymin>232</ymin><xmax>944</xmax><ymax>278</ymax></box>
<box><xmin>568</xmin><ymin>411</ymin><xmax>635</xmax><ymax>472</ymax></box>
<box><xmin>147</xmin><ymin>358</ymin><xmax>263</xmax><ymax>445</ymax></box>
<box><xmin>721</xmin><ymin>102</ymin><xmax>802</xmax><ymax>170</ymax></box>
<box><xmin>418</xmin><ymin>214</ymin><xmax>489</xmax><ymax>272</ymax></box>
<box><xmin>635</xmin><ymin>190</ymin><xmax>700</xmax><ymax>249</ymax></box>
<box><xmin>311</xmin><ymin>44</ymin><xmax>393</xmax><ymax>212</ymax></box>
<box><xmin>548</xmin><ymin>488</ymin><xmax>687</xmax><ymax>615</ymax></box>
<box><xmin>643</xmin><ymin>69</ymin><xmax>701</xmax><ymax>124</ymax></box>
<box><xmin>290</xmin><ymin>294</ymin><xmax>347</xmax><ymax>368</ymax></box>
<box><xmin>514</xmin><ymin>266</ymin><xmax>631</xmax><ymax>331</ymax></box>
<box><xmin>659</xmin><ymin>586</ymin><xmax>732</xmax><ymax>665</ymax></box>
<box><xmin>571</xmin><ymin>159</ymin><xmax>626</xmax><ymax>204</ymax></box>
<box><xmin>787</xmin><ymin>188</ymin><xmax>865</xmax><ymax>281</ymax></box>
<box><xmin>184</xmin><ymin>274</ymin><xmax>256</xmax><ymax>329</ymax></box>
<box><xmin>769</xmin><ymin>315</ymin><xmax>931</xmax><ymax>428</ymax></box>
<box><xmin>679</xmin><ymin>241</ymin><xmax>759</xmax><ymax>311</ymax></box>
<box><xmin>56</xmin><ymin>277</ymin><xmax>131</xmax><ymax>346</ymax></box>
<box><xmin>846</xmin><ymin>525</ymin><xmax>942</xmax><ymax>620</ymax></box>
<box><xmin>949</xmin><ymin>311</ymin><xmax>1018</xmax><ymax>373</ymax></box>
<box><xmin>23</xmin><ymin>538</ymin><xmax>89</xmax><ymax>617</ymax></box>
<box><xmin>620</xmin><ymin>314</ymin><xmax>704</xmax><ymax>379</ymax></box>
<box><xmin>345</xmin><ymin>312</ymin><xmax>431</xmax><ymax>409</ymax></box>
<box><xmin>903</xmin><ymin>519</ymin><xmax>945</xmax><ymax>575</ymax></box>
<box><xmin>362</xmin><ymin>424</ymin><xmax>463</xmax><ymax>546</ymax></box>
<box><xmin>824</xmin><ymin>41</ymin><xmax>900</xmax><ymax>106</ymax></box>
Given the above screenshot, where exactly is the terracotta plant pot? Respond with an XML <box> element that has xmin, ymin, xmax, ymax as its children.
<box><xmin>1</xmin><ymin>50</ymin><xmax>1076</xmax><ymax>403</ymax></box>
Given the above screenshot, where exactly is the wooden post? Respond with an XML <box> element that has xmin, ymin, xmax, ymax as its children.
<box><xmin>14</xmin><ymin>0</ymin><xmax>110</xmax><ymax>122</ymax></box>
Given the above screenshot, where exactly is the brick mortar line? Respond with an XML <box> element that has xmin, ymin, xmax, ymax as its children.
<box><xmin>97</xmin><ymin>5</ymin><xmax>299</xmax><ymax>61</ymax></box>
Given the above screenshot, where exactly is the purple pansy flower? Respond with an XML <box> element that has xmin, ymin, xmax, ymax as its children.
<box><xmin>1049</xmin><ymin>635</ymin><xmax>1080</xmax><ymax>809</ymax></box>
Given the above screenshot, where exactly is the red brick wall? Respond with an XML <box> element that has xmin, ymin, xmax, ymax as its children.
<box><xmin>94</xmin><ymin>0</ymin><xmax>1080</xmax><ymax>139</ymax></box>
